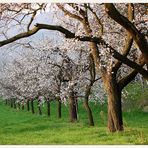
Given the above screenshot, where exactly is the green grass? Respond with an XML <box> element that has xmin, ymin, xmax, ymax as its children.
<box><xmin>0</xmin><ymin>98</ymin><xmax>147</xmax><ymax>144</ymax></box>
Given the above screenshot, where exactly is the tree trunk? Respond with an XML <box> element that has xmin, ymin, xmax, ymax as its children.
<box><xmin>31</xmin><ymin>99</ymin><xmax>35</xmax><ymax>114</ymax></box>
<box><xmin>84</xmin><ymin>97</ymin><xmax>94</xmax><ymax>126</ymax></box>
<box><xmin>83</xmin><ymin>17</ymin><xmax>123</xmax><ymax>131</ymax></box>
<box><xmin>8</xmin><ymin>99</ymin><xmax>11</xmax><ymax>106</ymax></box>
<box><xmin>84</xmin><ymin>82</ymin><xmax>94</xmax><ymax>126</ymax></box>
<box><xmin>27</xmin><ymin>99</ymin><xmax>30</xmax><ymax>111</ymax></box>
<box><xmin>57</xmin><ymin>97</ymin><xmax>62</xmax><ymax>118</ymax></box>
<box><xmin>103</xmin><ymin>74</ymin><xmax>123</xmax><ymax>132</ymax></box>
<box><xmin>10</xmin><ymin>98</ymin><xmax>13</xmax><ymax>108</ymax></box>
<box><xmin>22</xmin><ymin>101</ymin><xmax>24</xmax><ymax>110</ymax></box>
<box><xmin>69</xmin><ymin>91</ymin><xmax>77</xmax><ymax>122</ymax></box>
<box><xmin>5</xmin><ymin>99</ymin><xmax>7</xmax><ymax>105</ymax></box>
<box><xmin>38</xmin><ymin>105</ymin><xmax>42</xmax><ymax>115</ymax></box>
<box><xmin>22</xmin><ymin>104</ymin><xmax>24</xmax><ymax>110</ymax></box>
<box><xmin>75</xmin><ymin>98</ymin><xmax>79</xmax><ymax>116</ymax></box>
<box><xmin>18</xmin><ymin>102</ymin><xmax>20</xmax><ymax>110</ymax></box>
<box><xmin>47</xmin><ymin>98</ymin><xmax>50</xmax><ymax>117</ymax></box>
<box><xmin>38</xmin><ymin>100</ymin><xmax>42</xmax><ymax>115</ymax></box>
<box><xmin>13</xmin><ymin>98</ymin><xmax>16</xmax><ymax>109</ymax></box>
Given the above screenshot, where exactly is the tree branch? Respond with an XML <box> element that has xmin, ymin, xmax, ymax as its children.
<box><xmin>0</xmin><ymin>23</ymin><xmax>147</xmax><ymax>79</ymax></box>
<box><xmin>105</xmin><ymin>3</ymin><xmax>148</xmax><ymax>64</ymax></box>
<box><xmin>113</xmin><ymin>3</ymin><xmax>134</xmax><ymax>72</ymax></box>
<box><xmin>0</xmin><ymin>24</ymin><xmax>75</xmax><ymax>47</ymax></box>
<box><xmin>102</xmin><ymin>41</ymin><xmax>148</xmax><ymax>80</ymax></box>
<box><xmin>118</xmin><ymin>55</ymin><xmax>145</xmax><ymax>90</ymax></box>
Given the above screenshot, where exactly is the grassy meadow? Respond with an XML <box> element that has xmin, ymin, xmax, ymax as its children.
<box><xmin>0</xmin><ymin>83</ymin><xmax>147</xmax><ymax>144</ymax></box>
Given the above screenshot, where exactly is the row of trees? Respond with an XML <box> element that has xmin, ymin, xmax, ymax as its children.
<box><xmin>0</xmin><ymin>3</ymin><xmax>147</xmax><ymax>132</ymax></box>
<box><xmin>0</xmin><ymin>39</ymin><xmax>105</xmax><ymax>125</ymax></box>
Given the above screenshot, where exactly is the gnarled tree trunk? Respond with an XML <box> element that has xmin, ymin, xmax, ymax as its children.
<box><xmin>103</xmin><ymin>73</ymin><xmax>123</xmax><ymax>132</ymax></box>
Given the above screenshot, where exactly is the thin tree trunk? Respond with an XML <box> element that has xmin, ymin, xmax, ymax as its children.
<box><xmin>84</xmin><ymin>80</ymin><xmax>94</xmax><ymax>126</ymax></box>
<box><xmin>5</xmin><ymin>99</ymin><xmax>7</xmax><ymax>105</ymax></box>
<box><xmin>13</xmin><ymin>98</ymin><xmax>16</xmax><ymax>109</ymax></box>
<box><xmin>8</xmin><ymin>99</ymin><xmax>11</xmax><ymax>106</ymax></box>
<box><xmin>7</xmin><ymin>99</ymin><xmax>9</xmax><ymax>105</ymax></box>
<box><xmin>18</xmin><ymin>102</ymin><xmax>20</xmax><ymax>110</ymax></box>
<box><xmin>38</xmin><ymin>105</ymin><xmax>42</xmax><ymax>115</ymax></box>
<box><xmin>22</xmin><ymin>104</ymin><xmax>24</xmax><ymax>110</ymax></box>
<box><xmin>10</xmin><ymin>98</ymin><xmax>13</xmax><ymax>108</ymax></box>
<box><xmin>69</xmin><ymin>91</ymin><xmax>77</xmax><ymax>122</ymax></box>
<box><xmin>31</xmin><ymin>99</ymin><xmax>35</xmax><ymax>114</ymax></box>
<box><xmin>75</xmin><ymin>98</ymin><xmax>79</xmax><ymax>116</ymax></box>
<box><xmin>38</xmin><ymin>99</ymin><xmax>42</xmax><ymax>115</ymax></box>
<box><xmin>47</xmin><ymin>98</ymin><xmax>50</xmax><ymax>117</ymax></box>
<box><xmin>84</xmin><ymin>97</ymin><xmax>94</xmax><ymax>126</ymax></box>
<box><xmin>22</xmin><ymin>101</ymin><xmax>24</xmax><ymax>110</ymax></box>
<box><xmin>57</xmin><ymin>97</ymin><xmax>62</xmax><ymax>118</ymax></box>
<box><xmin>27</xmin><ymin>99</ymin><xmax>30</xmax><ymax>111</ymax></box>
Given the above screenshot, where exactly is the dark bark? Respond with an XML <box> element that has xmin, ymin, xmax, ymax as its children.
<box><xmin>47</xmin><ymin>98</ymin><xmax>50</xmax><ymax>117</ymax></box>
<box><xmin>76</xmin><ymin>98</ymin><xmax>79</xmax><ymax>115</ymax></box>
<box><xmin>31</xmin><ymin>99</ymin><xmax>35</xmax><ymax>114</ymax></box>
<box><xmin>0</xmin><ymin>24</ymin><xmax>75</xmax><ymax>47</ymax></box>
<box><xmin>57</xmin><ymin>97</ymin><xmax>62</xmax><ymax>118</ymax></box>
<box><xmin>10</xmin><ymin>98</ymin><xmax>13</xmax><ymax>108</ymax></box>
<box><xmin>5</xmin><ymin>99</ymin><xmax>7</xmax><ymax>105</ymax></box>
<box><xmin>26</xmin><ymin>99</ymin><xmax>30</xmax><ymax>111</ymax></box>
<box><xmin>69</xmin><ymin>91</ymin><xmax>77</xmax><ymax>122</ymax></box>
<box><xmin>13</xmin><ymin>98</ymin><xmax>16</xmax><ymax>109</ymax></box>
